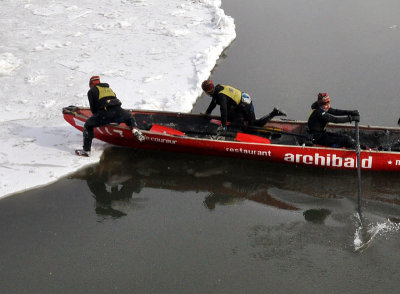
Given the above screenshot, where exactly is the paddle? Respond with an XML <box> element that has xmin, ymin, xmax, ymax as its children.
<box><xmin>209</xmin><ymin>118</ymin><xmax>311</xmax><ymax>140</ymax></box>
<box><xmin>235</xmin><ymin>132</ymin><xmax>271</xmax><ymax>144</ymax></box>
<box><xmin>354</xmin><ymin>120</ymin><xmax>375</xmax><ymax>252</ymax></box>
<box><xmin>149</xmin><ymin>124</ymin><xmax>270</xmax><ymax>144</ymax></box>
<box><xmin>150</xmin><ymin>124</ymin><xmax>185</xmax><ymax>136</ymax></box>
<box><xmin>245</xmin><ymin>125</ymin><xmax>311</xmax><ymax>140</ymax></box>
<box><xmin>355</xmin><ymin>121</ymin><xmax>362</xmax><ymax>218</ymax></box>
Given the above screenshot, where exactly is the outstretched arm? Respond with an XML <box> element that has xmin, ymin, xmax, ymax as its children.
<box><xmin>322</xmin><ymin>112</ymin><xmax>355</xmax><ymax>124</ymax></box>
<box><xmin>328</xmin><ymin>108</ymin><xmax>359</xmax><ymax>116</ymax></box>
<box><xmin>205</xmin><ymin>99</ymin><xmax>217</xmax><ymax>115</ymax></box>
<box><xmin>217</xmin><ymin>95</ymin><xmax>228</xmax><ymax>127</ymax></box>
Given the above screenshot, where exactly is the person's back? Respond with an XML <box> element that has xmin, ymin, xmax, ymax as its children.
<box><xmin>87</xmin><ymin>82</ymin><xmax>121</xmax><ymax>114</ymax></box>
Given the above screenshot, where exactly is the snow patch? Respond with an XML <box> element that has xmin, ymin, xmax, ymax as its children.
<box><xmin>143</xmin><ymin>75</ymin><xmax>163</xmax><ymax>83</ymax></box>
<box><xmin>0</xmin><ymin>53</ymin><xmax>22</xmax><ymax>76</ymax></box>
<box><xmin>0</xmin><ymin>0</ymin><xmax>235</xmax><ymax>199</ymax></box>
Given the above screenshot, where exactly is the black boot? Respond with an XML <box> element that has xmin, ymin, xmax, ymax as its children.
<box><xmin>254</xmin><ymin>108</ymin><xmax>287</xmax><ymax>127</ymax></box>
<box><xmin>82</xmin><ymin>126</ymin><xmax>94</xmax><ymax>153</ymax></box>
<box><xmin>75</xmin><ymin>149</ymin><xmax>91</xmax><ymax>157</ymax></box>
<box><xmin>270</xmin><ymin>107</ymin><xmax>287</xmax><ymax>117</ymax></box>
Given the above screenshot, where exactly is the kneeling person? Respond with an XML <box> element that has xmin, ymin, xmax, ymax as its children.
<box><xmin>201</xmin><ymin>80</ymin><xmax>286</xmax><ymax>132</ymax></box>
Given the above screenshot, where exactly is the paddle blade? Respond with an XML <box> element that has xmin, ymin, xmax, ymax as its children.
<box><xmin>235</xmin><ymin>132</ymin><xmax>271</xmax><ymax>144</ymax></box>
<box><xmin>150</xmin><ymin>124</ymin><xmax>185</xmax><ymax>136</ymax></box>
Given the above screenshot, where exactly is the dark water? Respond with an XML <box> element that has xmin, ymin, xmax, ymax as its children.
<box><xmin>2</xmin><ymin>0</ymin><xmax>400</xmax><ymax>293</ymax></box>
<box><xmin>1</xmin><ymin>147</ymin><xmax>400</xmax><ymax>293</ymax></box>
<box><xmin>193</xmin><ymin>0</ymin><xmax>400</xmax><ymax>127</ymax></box>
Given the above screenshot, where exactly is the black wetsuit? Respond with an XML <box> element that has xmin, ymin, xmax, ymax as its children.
<box><xmin>307</xmin><ymin>101</ymin><xmax>357</xmax><ymax>148</ymax></box>
<box><xmin>83</xmin><ymin>83</ymin><xmax>137</xmax><ymax>151</ymax></box>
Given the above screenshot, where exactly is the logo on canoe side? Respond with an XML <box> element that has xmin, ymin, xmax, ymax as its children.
<box><xmin>145</xmin><ymin>135</ymin><xmax>177</xmax><ymax>145</ymax></box>
<box><xmin>283</xmin><ymin>153</ymin><xmax>372</xmax><ymax>168</ymax></box>
<box><xmin>225</xmin><ymin>147</ymin><xmax>272</xmax><ymax>157</ymax></box>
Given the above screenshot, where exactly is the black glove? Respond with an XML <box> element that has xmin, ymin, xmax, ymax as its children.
<box><xmin>216</xmin><ymin>125</ymin><xmax>227</xmax><ymax>135</ymax></box>
<box><xmin>348</xmin><ymin>115</ymin><xmax>360</xmax><ymax>122</ymax></box>
<box><xmin>350</xmin><ymin>110</ymin><xmax>360</xmax><ymax>116</ymax></box>
<box><xmin>132</xmin><ymin>128</ymin><xmax>145</xmax><ymax>142</ymax></box>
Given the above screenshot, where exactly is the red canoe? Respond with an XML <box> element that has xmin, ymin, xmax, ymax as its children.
<box><xmin>63</xmin><ymin>106</ymin><xmax>400</xmax><ymax>171</ymax></box>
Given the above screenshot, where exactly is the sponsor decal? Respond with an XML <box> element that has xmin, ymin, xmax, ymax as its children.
<box><xmin>104</xmin><ymin>127</ymin><xmax>113</xmax><ymax>136</ymax></box>
<box><xmin>113</xmin><ymin>129</ymin><xmax>123</xmax><ymax>137</ymax></box>
<box><xmin>283</xmin><ymin>153</ymin><xmax>372</xmax><ymax>168</ymax></box>
<box><xmin>145</xmin><ymin>135</ymin><xmax>177</xmax><ymax>145</ymax></box>
<box><xmin>225</xmin><ymin>147</ymin><xmax>271</xmax><ymax>157</ymax></box>
<box><xmin>73</xmin><ymin>117</ymin><xmax>84</xmax><ymax>127</ymax></box>
<box><xmin>95</xmin><ymin>126</ymin><xmax>124</xmax><ymax>137</ymax></box>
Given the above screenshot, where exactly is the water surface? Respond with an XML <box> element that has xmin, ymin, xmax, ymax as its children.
<box><xmin>1</xmin><ymin>148</ymin><xmax>400</xmax><ymax>293</ymax></box>
<box><xmin>193</xmin><ymin>0</ymin><xmax>400</xmax><ymax>127</ymax></box>
<box><xmin>2</xmin><ymin>0</ymin><xmax>400</xmax><ymax>293</ymax></box>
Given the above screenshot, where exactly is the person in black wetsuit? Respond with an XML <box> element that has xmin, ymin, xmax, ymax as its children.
<box><xmin>75</xmin><ymin>76</ymin><xmax>145</xmax><ymax>157</ymax></box>
<box><xmin>201</xmin><ymin>80</ymin><xmax>286</xmax><ymax>132</ymax></box>
<box><xmin>307</xmin><ymin>92</ymin><xmax>360</xmax><ymax>148</ymax></box>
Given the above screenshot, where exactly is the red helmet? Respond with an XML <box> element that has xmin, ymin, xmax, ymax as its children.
<box><xmin>202</xmin><ymin>79</ymin><xmax>214</xmax><ymax>93</ymax></box>
<box><xmin>89</xmin><ymin>75</ymin><xmax>100</xmax><ymax>87</ymax></box>
<box><xmin>317</xmin><ymin>92</ymin><xmax>330</xmax><ymax>105</ymax></box>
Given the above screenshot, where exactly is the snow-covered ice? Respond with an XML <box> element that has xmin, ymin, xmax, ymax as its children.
<box><xmin>0</xmin><ymin>0</ymin><xmax>235</xmax><ymax>199</ymax></box>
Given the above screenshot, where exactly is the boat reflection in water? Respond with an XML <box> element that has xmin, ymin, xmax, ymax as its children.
<box><xmin>72</xmin><ymin>146</ymin><xmax>400</xmax><ymax>222</ymax></box>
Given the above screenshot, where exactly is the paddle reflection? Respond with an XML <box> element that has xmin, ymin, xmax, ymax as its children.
<box><xmin>74</xmin><ymin>147</ymin><xmax>400</xmax><ymax>220</ymax></box>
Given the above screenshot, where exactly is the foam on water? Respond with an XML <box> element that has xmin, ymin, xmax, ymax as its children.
<box><xmin>354</xmin><ymin>215</ymin><xmax>400</xmax><ymax>252</ymax></box>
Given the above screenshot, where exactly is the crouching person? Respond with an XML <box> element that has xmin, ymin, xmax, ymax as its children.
<box><xmin>75</xmin><ymin>75</ymin><xmax>144</xmax><ymax>157</ymax></box>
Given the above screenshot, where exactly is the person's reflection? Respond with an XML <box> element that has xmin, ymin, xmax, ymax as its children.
<box><xmin>303</xmin><ymin>209</ymin><xmax>331</xmax><ymax>224</ymax></box>
<box><xmin>203</xmin><ymin>193</ymin><xmax>245</xmax><ymax>210</ymax></box>
<box><xmin>204</xmin><ymin>191</ymin><xmax>298</xmax><ymax>211</ymax></box>
<box><xmin>86</xmin><ymin>167</ymin><xmax>135</xmax><ymax>219</ymax></box>
<box><xmin>76</xmin><ymin>147</ymin><xmax>303</xmax><ymax>219</ymax></box>
<box><xmin>76</xmin><ymin>146</ymin><xmax>400</xmax><ymax>227</ymax></box>
<box><xmin>81</xmin><ymin>148</ymin><xmax>146</xmax><ymax>220</ymax></box>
